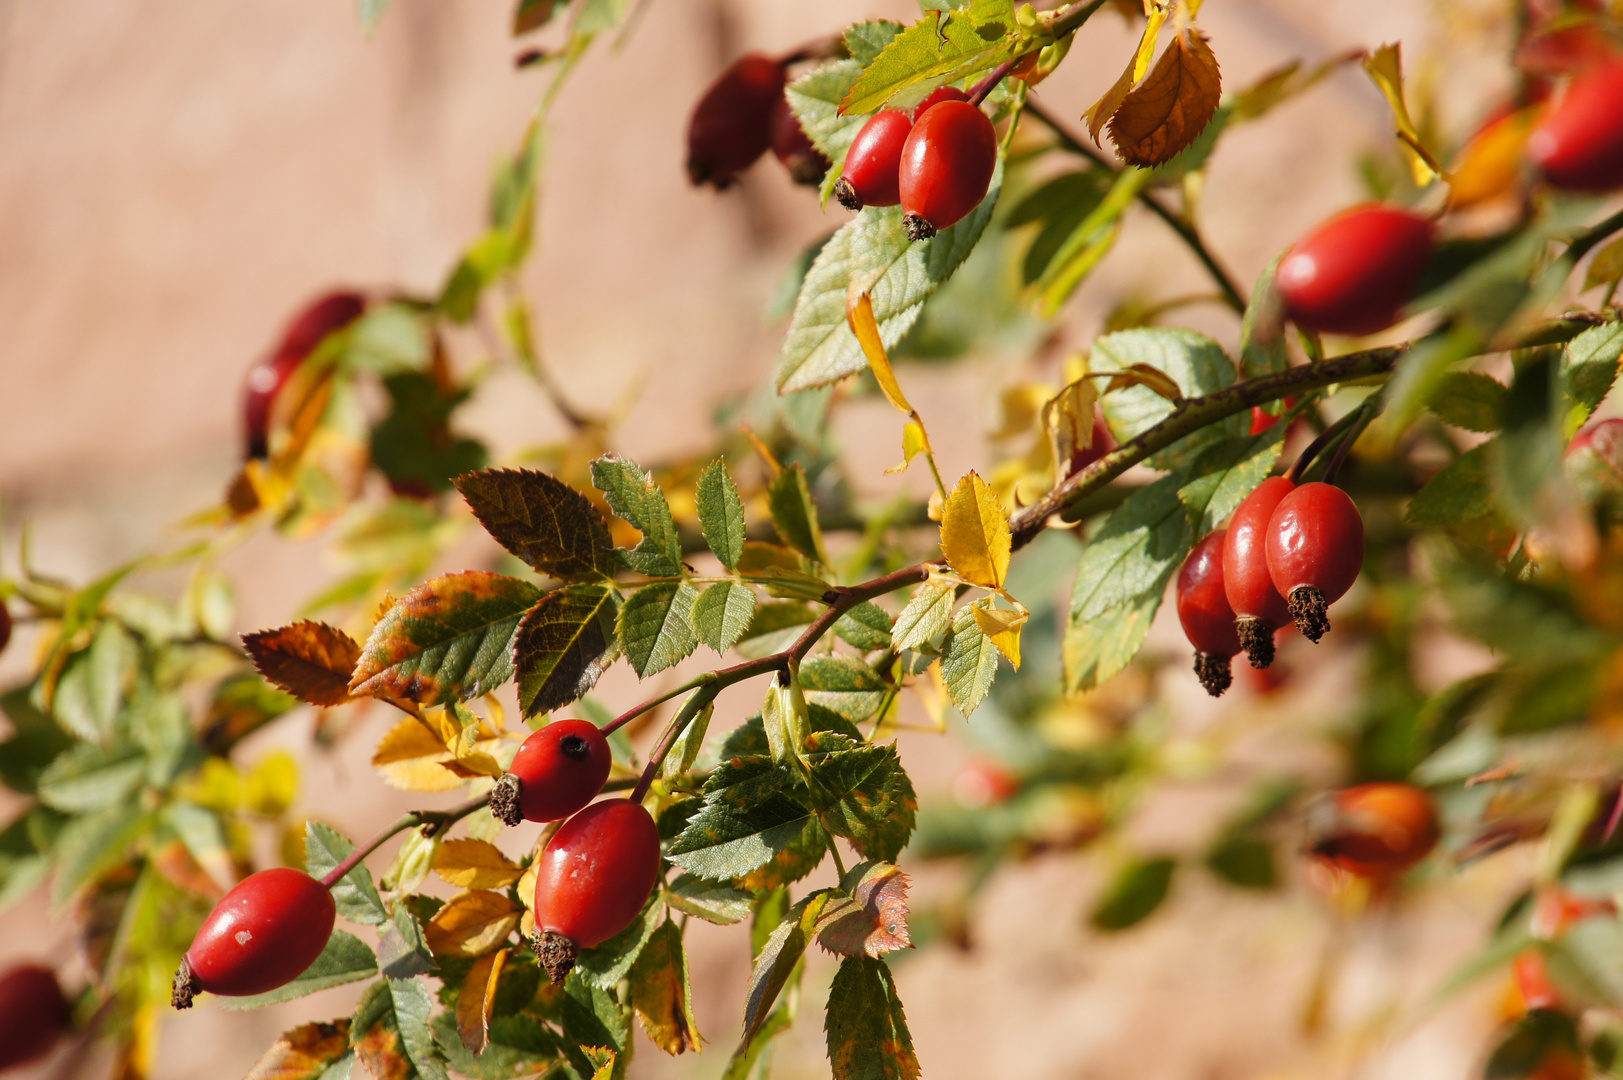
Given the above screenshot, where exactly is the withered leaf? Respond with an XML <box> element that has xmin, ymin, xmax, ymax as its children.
<box><xmin>424</xmin><ymin>889</ymin><xmax>523</xmax><ymax>957</ymax></box>
<box><xmin>1107</xmin><ymin>29</ymin><xmax>1222</xmax><ymax>168</ymax></box>
<box><xmin>242</xmin><ymin>621</ymin><xmax>361</xmax><ymax>707</ymax></box>
<box><xmin>628</xmin><ymin>920</ymin><xmax>702</xmax><ymax>1055</ymax></box>
<box><xmin>354</xmin><ymin>1022</ymin><xmax>411</xmax><ymax>1080</ymax></box>
<box><xmin>453</xmin><ymin>467</ymin><xmax>612</xmax><ymax>581</ymax></box>
<box><xmin>512</xmin><ymin>583</ymin><xmax>617</xmax><ymax>717</ymax></box>
<box><xmin>243</xmin><ymin>1020</ymin><xmax>352</xmax><ymax>1080</ymax></box>
<box><xmin>455</xmin><ymin>948</ymin><xmax>507</xmax><ymax>1054</ymax></box>
<box><xmin>815</xmin><ymin>862</ymin><xmax>913</xmax><ymax>959</ymax></box>
<box><xmin>434</xmin><ymin>838</ymin><xmax>524</xmax><ymax>891</ymax></box>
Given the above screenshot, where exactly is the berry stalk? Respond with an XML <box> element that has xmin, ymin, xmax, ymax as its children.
<box><xmin>317</xmin><ymin>794</ymin><xmax>491</xmax><ymax>890</ymax></box>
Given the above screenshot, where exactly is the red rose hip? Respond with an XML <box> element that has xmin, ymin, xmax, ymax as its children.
<box><xmin>686</xmin><ymin>53</ymin><xmax>785</xmax><ymax>190</ymax></box>
<box><xmin>898</xmin><ymin>100</ymin><xmax>998</xmax><ymax>241</ymax></box>
<box><xmin>530</xmin><ymin>800</ymin><xmax>661</xmax><ymax>983</ymax></box>
<box><xmin>491</xmin><ymin>718</ymin><xmax>612</xmax><ymax>826</ymax></box>
<box><xmin>912</xmin><ymin>85</ymin><xmax>968</xmax><ymax>118</ymax></box>
<box><xmin>243</xmin><ymin>291</ymin><xmax>366</xmax><ymax>460</ymax></box>
<box><xmin>1222</xmin><ymin>477</ymin><xmax>1295</xmax><ymax>669</ymax></box>
<box><xmin>834</xmin><ymin>109</ymin><xmax>912</xmax><ymax>211</ymax></box>
<box><xmin>1176</xmin><ymin>530</ymin><xmax>1243</xmax><ymax>697</ymax></box>
<box><xmin>1528</xmin><ymin>60</ymin><xmax>1623</xmax><ymax>192</ymax></box>
<box><xmin>0</xmin><ymin>964</ymin><xmax>71</xmax><ymax>1070</ymax></box>
<box><xmin>1275</xmin><ymin>205</ymin><xmax>1435</xmax><ymax>336</ymax></box>
<box><xmin>1308</xmin><ymin>782</ymin><xmax>1439</xmax><ymax>879</ymax></box>
<box><xmin>1265</xmin><ymin>481</ymin><xmax>1364</xmax><ymax>643</ymax></box>
<box><xmin>171</xmin><ymin>868</ymin><xmax>336</xmax><ymax>1007</ymax></box>
<box><xmin>770</xmin><ymin>94</ymin><xmax>828</xmax><ymax>186</ymax></box>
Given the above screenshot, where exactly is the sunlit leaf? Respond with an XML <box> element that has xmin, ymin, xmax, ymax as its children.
<box><xmin>891</xmin><ymin>582</ymin><xmax>957</xmax><ymax>652</ymax></box>
<box><xmin>629</xmin><ymin>920</ymin><xmax>702</xmax><ymax>1055</ymax></box>
<box><xmin>696</xmin><ymin>460</ymin><xmax>747</xmax><ymax>570</ymax></box>
<box><xmin>1107</xmin><ymin>28</ymin><xmax>1222</xmax><ymax>167</ymax></box>
<box><xmin>833</xmin><ymin>601</ymin><xmax>893</xmax><ymax>652</ymax></box>
<box><xmin>807</xmin><ymin>738</ymin><xmax>917</xmax><ymax>862</ymax></box>
<box><xmin>691</xmin><ymin>582</ymin><xmax>757</xmax><ymax>655</ymax></box>
<box><xmin>970</xmin><ymin>604</ymin><xmax>1025</xmax><ymax>669</ymax></box>
<box><xmin>1064</xmin><ymin>590</ymin><xmax>1164</xmax><ymax>694</ymax></box>
<box><xmin>941</xmin><ymin>604</ymin><xmax>998</xmax><ymax>717</ymax></box>
<box><xmin>390</xmin><ymin>975</ymin><xmax>450</xmax><ymax>1080</ymax></box>
<box><xmin>304</xmin><ymin>822</ymin><xmax>388</xmax><ymax>926</ymax></box>
<box><xmin>453</xmin><ymin>468</ymin><xmax>613</xmax><ymax>581</ymax></box>
<box><xmin>618</xmin><ymin>583</ymin><xmax>700</xmax><ymax>678</ymax></box>
<box><xmin>434</xmin><ymin>838</ymin><xmax>523</xmax><ymax>891</ymax></box>
<box><xmin>424</xmin><ymin>890</ymin><xmax>523</xmax><ymax>958</ymax></box>
<box><xmin>243</xmin><ymin>621</ymin><xmax>361</xmax><ymax>707</ymax></box>
<box><xmin>372</xmin><ymin>717</ymin><xmax>466</xmax><ymax>793</ymax></box>
<box><xmin>839</xmin><ymin>0</ymin><xmax>1020</xmax><ymax>116</ymax></box>
<box><xmin>1091</xmin><ymin>328</ymin><xmax>1242</xmax><ymax>470</ymax></box>
<box><xmin>591</xmin><ymin>454</ymin><xmax>683</xmax><ymax>577</ymax></box>
<box><xmin>663</xmin><ymin>874</ymin><xmax>752</xmax><ymax>925</ymax></box>
<box><xmin>455</xmin><ymin>949</ymin><xmax>506</xmax><ymax>1055</ymax></box>
<box><xmin>243</xmin><ymin>1020</ymin><xmax>352</xmax><ymax>1080</ymax></box>
<box><xmin>815</xmin><ymin>861</ymin><xmax>912</xmax><ymax>958</ymax></box>
<box><xmin>1070</xmin><ymin>472</ymin><xmax>1191</xmax><ymax>622</ymax></box>
<box><xmin>824</xmin><ymin>956</ymin><xmax>920</xmax><ymax>1080</ymax></box>
<box><xmin>743</xmin><ymin>891</ymin><xmax>834</xmax><ymax>1047</ymax></box>
<box><xmin>940</xmin><ymin>471</ymin><xmax>1011</xmax><ymax>589</ymax></box>
<box><xmin>667</xmin><ymin>757</ymin><xmax>818</xmax><ymax>880</ymax></box>
<box><xmin>512</xmin><ymin>584</ymin><xmax>617</xmax><ymax>717</ymax></box>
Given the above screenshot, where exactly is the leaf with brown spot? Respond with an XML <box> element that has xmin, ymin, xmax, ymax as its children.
<box><xmin>455</xmin><ymin>948</ymin><xmax>507</xmax><ymax>1054</ymax></box>
<box><xmin>349</xmin><ymin>571</ymin><xmax>542</xmax><ymax>706</ymax></box>
<box><xmin>354</xmin><ymin>1022</ymin><xmax>411</xmax><ymax>1080</ymax></box>
<box><xmin>454</xmin><ymin>467</ymin><xmax>613</xmax><ymax>581</ymax></box>
<box><xmin>1107</xmin><ymin>28</ymin><xmax>1222</xmax><ymax>168</ymax></box>
<box><xmin>424</xmin><ymin>889</ymin><xmax>523</xmax><ymax>957</ymax></box>
<box><xmin>824</xmin><ymin>956</ymin><xmax>920</xmax><ymax>1080</ymax></box>
<box><xmin>815</xmin><ymin>862</ymin><xmax>912</xmax><ymax>959</ymax></box>
<box><xmin>629</xmin><ymin>920</ymin><xmax>702</xmax><ymax>1055</ymax></box>
<box><xmin>513</xmin><ymin>583</ymin><xmax>618</xmax><ymax>717</ymax></box>
<box><xmin>372</xmin><ymin>717</ymin><xmax>466</xmax><ymax>793</ymax></box>
<box><xmin>434</xmin><ymin>838</ymin><xmax>523</xmax><ymax>891</ymax></box>
<box><xmin>243</xmin><ymin>621</ymin><xmax>361</xmax><ymax>707</ymax></box>
<box><xmin>244</xmin><ymin>1020</ymin><xmax>352</xmax><ymax>1080</ymax></box>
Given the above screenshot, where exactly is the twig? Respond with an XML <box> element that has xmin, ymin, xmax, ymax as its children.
<box><xmin>318</xmin><ymin>794</ymin><xmax>490</xmax><ymax>890</ymax></box>
<box><xmin>629</xmin><ymin>687</ymin><xmax>720</xmax><ymax>804</ymax></box>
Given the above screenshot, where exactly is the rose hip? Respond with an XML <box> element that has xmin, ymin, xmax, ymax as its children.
<box><xmin>1265</xmin><ymin>482</ymin><xmax>1364</xmax><ymax>642</ymax></box>
<box><xmin>171</xmin><ymin>868</ymin><xmax>336</xmax><ymax>1007</ymax></box>
<box><xmin>1222</xmin><ymin>477</ymin><xmax>1295</xmax><ymax>668</ymax></box>
<box><xmin>834</xmin><ymin>109</ymin><xmax>912</xmax><ymax>211</ymax></box>
<box><xmin>898</xmin><ymin>100</ymin><xmax>998</xmax><ymax>241</ymax></box>
<box><xmin>529</xmin><ymin>800</ymin><xmax>661</xmax><ymax>983</ymax></box>
<box><xmin>0</xmin><ymin>964</ymin><xmax>70</xmax><ymax>1070</ymax></box>
<box><xmin>686</xmin><ymin>54</ymin><xmax>785</xmax><ymax>190</ymax></box>
<box><xmin>491</xmin><ymin>718</ymin><xmax>612</xmax><ymax>827</ymax></box>
<box><xmin>1528</xmin><ymin>60</ymin><xmax>1623</xmax><ymax>192</ymax></box>
<box><xmin>1176</xmin><ymin>530</ymin><xmax>1243</xmax><ymax>697</ymax></box>
<box><xmin>243</xmin><ymin>291</ymin><xmax>366</xmax><ymax>460</ymax></box>
<box><xmin>1275</xmin><ymin>205</ymin><xmax>1435</xmax><ymax>336</ymax></box>
<box><xmin>1309</xmin><ymin>782</ymin><xmax>1439</xmax><ymax>879</ymax></box>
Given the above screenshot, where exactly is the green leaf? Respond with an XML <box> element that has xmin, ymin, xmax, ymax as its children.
<box><xmin>558</xmin><ymin>972</ymin><xmax>628</xmax><ymax>1080</ymax></box>
<box><xmin>591</xmin><ymin>455</ymin><xmax>683</xmax><ymax>577</ymax></box>
<box><xmin>1009</xmin><ymin>170</ymin><xmax>1112</xmax><ymax>286</ymax></box>
<box><xmin>434</xmin><ymin>1009</ymin><xmax>559</xmax><ymax>1079</ymax></box>
<box><xmin>691</xmin><ymin>582</ymin><xmax>757</xmax><ymax>654</ymax></box>
<box><xmin>350</xmin><ymin>572</ymin><xmax>542</xmax><ymax>705</ymax></box>
<box><xmin>1177</xmin><ymin>428</ymin><xmax>1287</xmax><ymax>537</ymax></box>
<box><xmin>454</xmin><ymin>468</ymin><xmax>613</xmax><ymax>581</ymax></box>
<box><xmin>377</xmin><ymin>906</ymin><xmax>437</xmax><ymax>980</ymax></box>
<box><xmin>1494</xmin><ymin>349</ymin><xmax>1567</xmax><ymax>528</ymax></box>
<box><xmin>1559</xmin><ymin>322</ymin><xmax>1623</xmax><ymax>437</ymax></box>
<box><xmin>941</xmin><ymin>602</ymin><xmax>998</xmax><ymax>718</ymax></box>
<box><xmin>787</xmin><ymin>60</ymin><xmax>870</xmax><ymax>206</ymax></box>
<box><xmin>1437</xmin><ymin>556</ymin><xmax>1606</xmax><ymax>666</ymax></box>
<box><xmin>369</xmin><ymin>373</ymin><xmax>489</xmax><ymax>495</ymax></box>
<box><xmin>1070</xmin><ymin>472</ymin><xmax>1191</xmax><ymax>622</ymax></box>
<box><xmin>1034</xmin><ymin>168</ymin><xmax>1148</xmax><ymax>314</ymax></box>
<box><xmin>36</xmin><ymin>743</ymin><xmax>145</xmax><ymax>813</ymax></box>
<box><xmin>762</xmin><ymin>671</ymin><xmax>811</xmax><ymax>766</ymax></box>
<box><xmin>799</xmin><ymin>656</ymin><xmax>886</xmax><ymax>723</ymax></box>
<box><xmin>845</xmin><ymin>20</ymin><xmax>906</xmax><ymax>67</ymax></box>
<box><xmin>840</xmin><ymin>0</ymin><xmax>1020</xmax><ymax>115</ymax></box>
<box><xmin>663</xmin><ymin>874</ymin><xmax>752</xmax><ymax>925</ymax></box>
<box><xmin>808</xmin><ymin>740</ymin><xmax>917</xmax><ymax>863</ymax></box>
<box><xmin>1407</xmin><ymin>442</ymin><xmax>1503</xmax><ymax>527</ymax></box>
<box><xmin>776</xmin><ymin>166</ymin><xmax>1003</xmax><ymax>394</ymax></box>
<box><xmin>1428</xmin><ymin>371</ymin><xmax>1508</xmax><ymax>432</ymax></box>
<box><xmin>695</xmin><ymin>461</ymin><xmax>747</xmax><ymax>570</ymax></box>
<box><xmin>512</xmin><ymin>584</ymin><xmax>617</xmax><ymax>717</ymax></box>
<box><xmin>824</xmin><ymin>956</ymin><xmax>920</xmax><ymax>1080</ymax></box>
<box><xmin>164</xmin><ymin>803</ymin><xmax>235</xmax><ymax>895</ymax></box>
<box><xmin>1090</xmin><ymin>856</ymin><xmax>1176</xmax><ymax>931</ymax></box>
<box><xmin>1205</xmin><ymin>833</ymin><xmax>1277</xmax><ymax>890</ymax></box>
<box><xmin>662</xmin><ymin>699</ymin><xmax>713</xmax><ymax>781</ymax></box>
<box><xmin>343</xmin><ymin>302</ymin><xmax>429</xmax><ymax>375</ymax></box>
<box><xmin>388</xmin><ymin>976</ymin><xmax>450</xmax><ymax>1080</ymax></box>
<box><xmin>1239</xmin><ymin>253</ymin><xmax>1289</xmax><ymax>378</ymax></box>
<box><xmin>666</xmin><ymin>757</ymin><xmax>818</xmax><ymax>880</ymax></box>
<box><xmin>575</xmin><ymin>895</ymin><xmax>661</xmax><ymax>990</ymax></box>
<box><xmin>52</xmin><ymin>620</ymin><xmax>136</xmax><ymax>743</ymax></box>
<box><xmin>1063</xmin><ymin>591</ymin><xmax>1164</xmax><ymax>694</ymax></box>
<box><xmin>833</xmin><ymin>602</ymin><xmax>893</xmax><ymax>651</ymax></box>
<box><xmin>51</xmin><ymin>805</ymin><xmax>152</xmax><ymax>904</ymax></box>
<box><xmin>512</xmin><ymin>0</ymin><xmax>559</xmax><ymax>35</ymax></box>
<box><xmin>891</xmin><ymin>582</ymin><xmax>956</xmax><ymax>652</ymax></box>
<box><xmin>305</xmin><ymin>823</ymin><xmax>388</xmax><ymax>926</ymax></box>
<box><xmin>628</xmin><ymin>919</ymin><xmax>701</xmax><ymax>1054</ymax></box>
<box><xmin>225</xmin><ymin>931</ymin><xmax>379</xmax><ymax>1009</ymax></box>
<box><xmin>618</xmin><ymin>584</ymin><xmax>700</xmax><ymax>678</ymax></box>
<box><xmin>1092</xmin><ymin>329</ymin><xmax>1243</xmax><ymax>470</ymax></box>
<box><xmin>743</xmin><ymin>891</ymin><xmax>834</xmax><ymax>1047</ymax></box>
<box><xmin>767</xmin><ymin>465</ymin><xmax>829</xmax><ymax>565</ymax></box>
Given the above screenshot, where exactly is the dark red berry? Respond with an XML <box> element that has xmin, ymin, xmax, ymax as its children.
<box><xmin>0</xmin><ymin>602</ymin><xmax>11</xmax><ymax>658</ymax></box>
<box><xmin>898</xmin><ymin>100</ymin><xmax>998</xmax><ymax>241</ymax></box>
<box><xmin>912</xmin><ymin>85</ymin><xmax>968</xmax><ymax>118</ymax></box>
<box><xmin>491</xmin><ymin>718</ymin><xmax>612</xmax><ymax>827</ymax></box>
<box><xmin>1265</xmin><ymin>481</ymin><xmax>1364</xmax><ymax>643</ymax></box>
<box><xmin>1176</xmin><ymin>530</ymin><xmax>1243</xmax><ymax>697</ymax></box>
<box><xmin>1529</xmin><ymin>60</ymin><xmax>1623</xmax><ymax>192</ymax></box>
<box><xmin>769</xmin><ymin>95</ymin><xmax>828</xmax><ymax>186</ymax></box>
<box><xmin>1308</xmin><ymin>782</ymin><xmax>1438</xmax><ymax>879</ymax></box>
<box><xmin>834</xmin><ymin>109</ymin><xmax>912</xmax><ymax>211</ymax></box>
<box><xmin>243</xmin><ymin>291</ymin><xmax>366</xmax><ymax>460</ymax></box>
<box><xmin>172</xmin><ymin>868</ymin><xmax>335</xmax><ymax>1007</ymax></box>
<box><xmin>1249</xmin><ymin>397</ymin><xmax>1299</xmax><ymax>436</ymax></box>
<box><xmin>529</xmin><ymin>800</ymin><xmax>660</xmax><ymax>983</ymax></box>
<box><xmin>1068</xmin><ymin>411</ymin><xmax>1117</xmax><ymax>476</ymax></box>
<box><xmin>686</xmin><ymin>53</ymin><xmax>785</xmax><ymax>190</ymax></box>
<box><xmin>1222</xmin><ymin>476</ymin><xmax>1295</xmax><ymax>669</ymax></box>
<box><xmin>1275</xmin><ymin>205</ymin><xmax>1435</xmax><ymax>336</ymax></box>
<box><xmin>0</xmin><ymin>965</ymin><xmax>70</xmax><ymax>1071</ymax></box>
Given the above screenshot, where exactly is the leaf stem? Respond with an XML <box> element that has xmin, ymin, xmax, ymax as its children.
<box><xmin>1287</xmin><ymin>403</ymin><xmax>1368</xmax><ymax>484</ymax></box>
<box><xmin>827</xmin><ymin>837</ymin><xmax>848</xmax><ymax>880</ymax></box>
<box><xmin>1320</xmin><ymin>397</ymin><xmax>1382</xmax><ymax>487</ymax></box>
<box><xmin>317</xmin><ymin>794</ymin><xmax>489</xmax><ymax>890</ymax></box>
<box><xmin>967</xmin><ymin>57</ymin><xmax>1020</xmax><ymax>108</ymax></box>
<box><xmin>629</xmin><ymin>686</ymin><xmax>720</xmax><ymax>804</ymax></box>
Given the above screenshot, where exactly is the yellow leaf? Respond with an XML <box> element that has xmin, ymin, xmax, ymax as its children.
<box><xmin>583</xmin><ymin>1047</ymin><xmax>616</xmax><ymax>1080</ymax></box>
<box><xmin>244</xmin><ymin>1020</ymin><xmax>352</xmax><ymax>1080</ymax></box>
<box><xmin>373</xmin><ymin>718</ymin><xmax>466</xmax><ymax>793</ymax></box>
<box><xmin>1103</xmin><ymin>363</ymin><xmax>1183</xmax><ymax>402</ymax></box>
<box><xmin>629</xmin><ymin>921</ymin><xmax>703</xmax><ymax>1055</ymax></box>
<box><xmin>886</xmin><ymin>422</ymin><xmax>929</xmax><ymax>476</ymax></box>
<box><xmin>940</xmin><ymin>472</ymin><xmax>1012</xmax><ymax>589</ymax></box>
<box><xmin>1107</xmin><ymin>26</ymin><xmax>1222</xmax><ymax>169</ymax></box>
<box><xmin>989</xmin><ymin>384</ymin><xmax>1054</xmax><ymax>441</ymax></box>
<box><xmin>972</xmin><ymin>605</ymin><xmax>1027</xmax><ymax>670</ymax></box>
<box><xmin>517</xmin><ymin>864</ymin><xmax>538</xmax><ymax>912</ymax></box>
<box><xmin>435</xmin><ymin>838</ymin><xmax>524</xmax><ymax>890</ymax></box>
<box><xmin>1362</xmin><ymin>43</ymin><xmax>1440</xmax><ymax>186</ymax></box>
<box><xmin>244</xmin><ymin>750</ymin><xmax>299</xmax><ymax>818</ymax></box>
<box><xmin>180</xmin><ymin>757</ymin><xmax>243</xmax><ymax>814</ymax></box>
<box><xmin>424</xmin><ymin>890</ymin><xmax>523</xmax><ymax>958</ymax></box>
<box><xmin>1045</xmin><ymin>378</ymin><xmax>1102</xmax><ymax>483</ymax></box>
<box><xmin>456</xmin><ymin>949</ymin><xmax>507</xmax><ymax>1055</ymax></box>
<box><xmin>1085</xmin><ymin>0</ymin><xmax>1170</xmax><ymax>142</ymax></box>
<box><xmin>847</xmin><ymin>292</ymin><xmax>913</xmax><ymax>415</ymax></box>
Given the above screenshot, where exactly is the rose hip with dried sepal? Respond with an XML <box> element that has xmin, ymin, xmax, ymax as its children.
<box><xmin>1176</xmin><ymin>530</ymin><xmax>1243</xmax><ymax>697</ymax></box>
<box><xmin>898</xmin><ymin>100</ymin><xmax>998</xmax><ymax>241</ymax></box>
<box><xmin>0</xmin><ymin>964</ymin><xmax>71</xmax><ymax>1071</ymax></box>
<box><xmin>769</xmin><ymin>94</ymin><xmax>828</xmax><ymax>186</ymax></box>
<box><xmin>1265</xmin><ymin>481</ymin><xmax>1364</xmax><ymax>642</ymax></box>
<box><xmin>834</xmin><ymin>109</ymin><xmax>912</xmax><ymax>211</ymax></box>
<box><xmin>490</xmin><ymin>718</ymin><xmax>612</xmax><ymax>827</ymax></box>
<box><xmin>171</xmin><ymin>867</ymin><xmax>336</xmax><ymax>1008</ymax></box>
<box><xmin>686</xmin><ymin>53</ymin><xmax>785</xmax><ymax>190</ymax></box>
<box><xmin>1222</xmin><ymin>477</ymin><xmax>1295</xmax><ymax>668</ymax></box>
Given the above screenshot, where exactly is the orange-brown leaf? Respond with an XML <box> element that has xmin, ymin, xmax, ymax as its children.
<box><xmin>245</xmin><ymin>1020</ymin><xmax>351</xmax><ymax>1080</ymax></box>
<box><xmin>456</xmin><ymin>948</ymin><xmax>507</xmax><ymax>1054</ymax></box>
<box><xmin>242</xmin><ymin>621</ymin><xmax>361</xmax><ymax>707</ymax></box>
<box><xmin>816</xmin><ymin>862</ymin><xmax>913</xmax><ymax>958</ymax></box>
<box><xmin>424</xmin><ymin>889</ymin><xmax>523</xmax><ymax>957</ymax></box>
<box><xmin>1107</xmin><ymin>29</ymin><xmax>1222</xmax><ymax>168</ymax></box>
<box><xmin>354</xmin><ymin>1022</ymin><xmax>410</xmax><ymax>1080</ymax></box>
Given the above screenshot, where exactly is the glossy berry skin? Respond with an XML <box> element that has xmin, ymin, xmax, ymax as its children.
<box><xmin>1176</xmin><ymin>531</ymin><xmax>1242</xmax><ymax>697</ymax></box>
<box><xmin>898</xmin><ymin>100</ymin><xmax>998</xmax><ymax>241</ymax></box>
<box><xmin>1265</xmin><ymin>482</ymin><xmax>1364</xmax><ymax>643</ymax></box>
<box><xmin>180</xmin><ymin>868</ymin><xmax>335</xmax><ymax>1000</ymax></box>
<box><xmin>1529</xmin><ymin>61</ymin><xmax>1623</xmax><ymax>192</ymax></box>
<box><xmin>1309</xmin><ymin>782</ymin><xmax>1439</xmax><ymax>879</ymax></box>
<box><xmin>1249</xmin><ymin>397</ymin><xmax>1298</xmax><ymax>436</ymax></box>
<box><xmin>1275</xmin><ymin>205</ymin><xmax>1435</xmax><ymax>336</ymax></box>
<box><xmin>0</xmin><ymin>965</ymin><xmax>70</xmax><ymax>1071</ymax></box>
<box><xmin>1222</xmin><ymin>476</ymin><xmax>1295</xmax><ymax>668</ymax></box>
<box><xmin>505</xmin><ymin>719</ymin><xmax>612</xmax><ymax>823</ymax></box>
<box><xmin>912</xmin><ymin>85</ymin><xmax>968</xmax><ymax>117</ymax></box>
<box><xmin>834</xmin><ymin>110</ymin><xmax>912</xmax><ymax>210</ymax></box>
<box><xmin>686</xmin><ymin>54</ymin><xmax>785</xmax><ymax>190</ymax></box>
<box><xmin>0</xmin><ymin>602</ymin><xmax>10</xmax><ymax>658</ymax></box>
<box><xmin>531</xmin><ymin>800</ymin><xmax>661</xmax><ymax>982</ymax></box>
<box><xmin>243</xmin><ymin>291</ymin><xmax>366</xmax><ymax>460</ymax></box>
<box><xmin>770</xmin><ymin>95</ymin><xmax>828</xmax><ymax>186</ymax></box>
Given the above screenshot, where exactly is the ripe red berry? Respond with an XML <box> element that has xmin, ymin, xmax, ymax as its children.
<box><xmin>770</xmin><ymin>95</ymin><xmax>828</xmax><ymax>186</ymax></box>
<box><xmin>686</xmin><ymin>53</ymin><xmax>785</xmax><ymax>190</ymax></box>
<box><xmin>912</xmin><ymin>85</ymin><xmax>968</xmax><ymax>118</ymax></box>
<box><xmin>491</xmin><ymin>718</ymin><xmax>612</xmax><ymax>827</ymax></box>
<box><xmin>0</xmin><ymin>965</ymin><xmax>71</xmax><ymax>1071</ymax></box>
<box><xmin>1249</xmin><ymin>397</ymin><xmax>1299</xmax><ymax>436</ymax></box>
<box><xmin>1514</xmin><ymin>950</ymin><xmax>1562</xmax><ymax>1012</ymax></box>
<box><xmin>1265</xmin><ymin>481</ymin><xmax>1364</xmax><ymax>643</ymax></box>
<box><xmin>1176</xmin><ymin>531</ymin><xmax>1243</xmax><ymax>697</ymax></box>
<box><xmin>1068</xmin><ymin>411</ymin><xmax>1117</xmax><ymax>476</ymax></box>
<box><xmin>244</xmin><ymin>291</ymin><xmax>366</xmax><ymax>460</ymax></box>
<box><xmin>898</xmin><ymin>100</ymin><xmax>998</xmax><ymax>241</ymax></box>
<box><xmin>1308</xmin><ymin>782</ymin><xmax>1439</xmax><ymax>879</ymax></box>
<box><xmin>530</xmin><ymin>800</ymin><xmax>660</xmax><ymax>983</ymax></box>
<box><xmin>1222</xmin><ymin>477</ymin><xmax>1295</xmax><ymax>669</ymax></box>
<box><xmin>834</xmin><ymin>110</ymin><xmax>912</xmax><ymax>211</ymax></box>
<box><xmin>1274</xmin><ymin>205</ymin><xmax>1435</xmax><ymax>336</ymax></box>
<box><xmin>0</xmin><ymin>602</ymin><xmax>11</xmax><ymax>658</ymax></box>
<box><xmin>1528</xmin><ymin>60</ymin><xmax>1623</xmax><ymax>192</ymax></box>
<box><xmin>172</xmin><ymin>868</ymin><xmax>336</xmax><ymax>1007</ymax></box>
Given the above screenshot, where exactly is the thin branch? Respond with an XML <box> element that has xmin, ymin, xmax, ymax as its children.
<box><xmin>318</xmin><ymin>794</ymin><xmax>489</xmax><ymax>890</ymax></box>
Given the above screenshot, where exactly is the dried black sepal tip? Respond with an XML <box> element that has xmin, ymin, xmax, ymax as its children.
<box><xmin>530</xmin><ymin>928</ymin><xmax>577</xmax><ymax>984</ymax></box>
<box><xmin>171</xmin><ymin>956</ymin><xmax>199</xmax><ymax>1010</ymax></box>
<box><xmin>903</xmin><ymin>213</ymin><xmax>937</xmax><ymax>242</ymax></box>
<box><xmin>1288</xmin><ymin>586</ymin><xmax>1330</xmax><ymax>643</ymax></box>
<box><xmin>1193</xmin><ymin>653</ymin><xmax>1232</xmax><ymax>697</ymax></box>
<box><xmin>833</xmin><ymin>176</ymin><xmax>862</xmax><ymax>211</ymax></box>
<box><xmin>1235</xmin><ymin>616</ymin><xmax>1276</xmax><ymax>669</ymax></box>
<box><xmin>490</xmin><ymin>773</ymin><xmax>524</xmax><ymax>827</ymax></box>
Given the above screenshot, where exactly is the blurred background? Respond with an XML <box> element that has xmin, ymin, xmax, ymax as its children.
<box><xmin>0</xmin><ymin>0</ymin><xmax>1550</xmax><ymax>1076</ymax></box>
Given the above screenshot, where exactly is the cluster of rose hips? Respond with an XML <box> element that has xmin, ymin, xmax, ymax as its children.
<box><xmin>1177</xmin><ymin>473</ymin><xmax>1364</xmax><ymax>697</ymax></box>
<box><xmin>685</xmin><ymin>52</ymin><xmax>829</xmax><ymax>191</ymax></box>
<box><xmin>172</xmin><ymin>718</ymin><xmax>651</xmax><ymax>1008</ymax></box>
